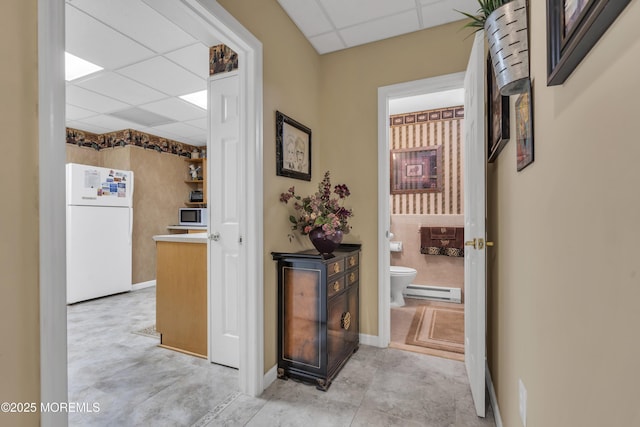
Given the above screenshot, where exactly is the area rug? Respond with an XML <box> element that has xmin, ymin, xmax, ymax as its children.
<box><xmin>406</xmin><ymin>305</ymin><xmax>464</xmax><ymax>354</ymax></box>
<box><xmin>133</xmin><ymin>324</ymin><xmax>160</xmax><ymax>339</ymax></box>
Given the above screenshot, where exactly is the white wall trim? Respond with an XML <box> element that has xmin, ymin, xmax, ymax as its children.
<box><xmin>38</xmin><ymin>0</ymin><xmax>67</xmax><ymax>425</ymax></box>
<box><xmin>377</xmin><ymin>72</ymin><xmax>465</xmax><ymax>353</ymax></box>
<box><xmin>263</xmin><ymin>364</ymin><xmax>278</xmax><ymax>390</ymax></box>
<box><xmin>132</xmin><ymin>280</ymin><xmax>156</xmax><ymax>291</ymax></box>
<box><xmin>487</xmin><ymin>363</ymin><xmax>504</xmax><ymax>427</ymax></box>
<box><xmin>359</xmin><ymin>333</ymin><xmax>384</xmax><ymax>347</ymax></box>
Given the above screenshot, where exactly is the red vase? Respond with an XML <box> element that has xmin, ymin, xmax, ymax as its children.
<box><xmin>308</xmin><ymin>227</ymin><xmax>343</xmax><ymax>255</ymax></box>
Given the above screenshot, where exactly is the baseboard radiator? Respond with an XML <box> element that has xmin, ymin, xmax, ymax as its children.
<box><xmin>404</xmin><ymin>284</ymin><xmax>462</xmax><ymax>303</ymax></box>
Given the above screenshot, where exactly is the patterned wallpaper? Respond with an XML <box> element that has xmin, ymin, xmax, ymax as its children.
<box><xmin>390</xmin><ymin>106</ymin><xmax>464</xmax><ymax>215</ymax></box>
<box><xmin>66</xmin><ymin>127</ymin><xmax>204</xmax><ymax>158</ymax></box>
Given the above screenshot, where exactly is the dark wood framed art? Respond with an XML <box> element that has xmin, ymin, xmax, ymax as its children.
<box><xmin>547</xmin><ymin>0</ymin><xmax>632</xmax><ymax>86</ymax></box>
<box><xmin>487</xmin><ymin>56</ymin><xmax>510</xmax><ymax>163</ymax></box>
<box><xmin>390</xmin><ymin>146</ymin><xmax>443</xmax><ymax>194</ymax></box>
<box><xmin>516</xmin><ymin>83</ymin><xmax>534</xmax><ymax>171</ymax></box>
<box><xmin>276</xmin><ymin>111</ymin><xmax>312</xmax><ymax>181</ymax></box>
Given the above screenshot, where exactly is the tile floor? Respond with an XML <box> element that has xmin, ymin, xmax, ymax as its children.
<box><xmin>68</xmin><ymin>287</ymin><xmax>495</xmax><ymax>426</ymax></box>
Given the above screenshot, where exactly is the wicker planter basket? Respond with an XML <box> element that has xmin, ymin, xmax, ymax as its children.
<box><xmin>485</xmin><ymin>0</ymin><xmax>530</xmax><ymax>95</ymax></box>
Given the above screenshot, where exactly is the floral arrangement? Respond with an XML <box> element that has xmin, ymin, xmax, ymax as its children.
<box><xmin>280</xmin><ymin>171</ymin><xmax>353</xmax><ymax>236</ymax></box>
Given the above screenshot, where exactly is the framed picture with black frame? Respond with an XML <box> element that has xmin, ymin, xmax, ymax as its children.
<box><xmin>547</xmin><ymin>0</ymin><xmax>632</xmax><ymax>86</ymax></box>
<box><xmin>516</xmin><ymin>82</ymin><xmax>534</xmax><ymax>171</ymax></box>
<box><xmin>487</xmin><ymin>56</ymin><xmax>510</xmax><ymax>163</ymax></box>
<box><xmin>275</xmin><ymin>111</ymin><xmax>312</xmax><ymax>181</ymax></box>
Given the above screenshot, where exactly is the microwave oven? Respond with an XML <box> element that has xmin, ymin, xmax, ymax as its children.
<box><xmin>179</xmin><ymin>208</ymin><xmax>208</xmax><ymax>226</ymax></box>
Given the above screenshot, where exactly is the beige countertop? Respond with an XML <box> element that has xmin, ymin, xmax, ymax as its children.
<box><xmin>153</xmin><ymin>232</ymin><xmax>208</xmax><ymax>243</ymax></box>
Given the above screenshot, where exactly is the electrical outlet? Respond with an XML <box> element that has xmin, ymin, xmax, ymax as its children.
<box><xmin>519</xmin><ymin>378</ymin><xmax>527</xmax><ymax>426</ymax></box>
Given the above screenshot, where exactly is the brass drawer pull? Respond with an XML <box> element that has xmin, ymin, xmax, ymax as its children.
<box><xmin>348</xmin><ymin>272</ymin><xmax>356</xmax><ymax>284</ymax></box>
<box><xmin>332</xmin><ymin>281</ymin><xmax>340</xmax><ymax>292</ymax></box>
<box><xmin>341</xmin><ymin>311</ymin><xmax>351</xmax><ymax>330</ymax></box>
<box><xmin>348</xmin><ymin>256</ymin><xmax>356</xmax><ymax>267</ymax></box>
<box><xmin>331</xmin><ymin>263</ymin><xmax>341</xmax><ymax>274</ymax></box>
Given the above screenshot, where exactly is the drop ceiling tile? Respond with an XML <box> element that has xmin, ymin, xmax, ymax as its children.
<box><xmin>66</xmin><ymin>104</ymin><xmax>99</xmax><ymax>121</ymax></box>
<box><xmin>277</xmin><ymin>0</ymin><xmax>334</xmax><ymax>37</ymax></box>
<box><xmin>78</xmin><ymin>114</ymin><xmax>140</xmax><ymax>131</ymax></box>
<box><xmin>308</xmin><ymin>32</ymin><xmax>346</xmax><ymax>55</ymax></box>
<box><xmin>165</xmin><ymin>43</ymin><xmax>210</xmax><ymax>79</ymax></box>
<box><xmin>150</xmin><ymin>122</ymin><xmax>203</xmax><ymax>138</ymax></box>
<box><xmin>66</xmin><ymin>5</ymin><xmax>154</xmax><ymax>69</ymax></box>
<box><xmin>340</xmin><ymin>11</ymin><xmax>419</xmax><ymax>48</ymax></box>
<box><xmin>75</xmin><ymin>72</ymin><xmax>168</xmax><ymax>105</ymax></box>
<box><xmin>319</xmin><ymin>0</ymin><xmax>415</xmax><ymax>28</ymax></box>
<box><xmin>66</xmin><ymin>120</ymin><xmax>111</xmax><ymax>135</ymax></box>
<box><xmin>421</xmin><ymin>0</ymin><xmax>472</xmax><ymax>29</ymax></box>
<box><xmin>117</xmin><ymin>57</ymin><xmax>205</xmax><ymax>96</ymax></box>
<box><xmin>68</xmin><ymin>0</ymin><xmax>196</xmax><ymax>53</ymax></box>
<box><xmin>184</xmin><ymin>118</ymin><xmax>208</xmax><ymax>131</ymax></box>
<box><xmin>139</xmin><ymin>98</ymin><xmax>206</xmax><ymax>122</ymax></box>
<box><xmin>67</xmin><ymin>85</ymin><xmax>130</xmax><ymax>114</ymax></box>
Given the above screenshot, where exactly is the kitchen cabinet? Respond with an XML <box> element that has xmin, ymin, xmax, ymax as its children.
<box><xmin>272</xmin><ymin>244</ymin><xmax>361</xmax><ymax>391</ymax></box>
<box><xmin>185</xmin><ymin>157</ymin><xmax>207</xmax><ymax>207</ymax></box>
<box><xmin>154</xmin><ymin>234</ymin><xmax>207</xmax><ymax>358</ymax></box>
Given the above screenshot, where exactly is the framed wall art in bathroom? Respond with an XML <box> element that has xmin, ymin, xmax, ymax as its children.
<box><xmin>547</xmin><ymin>0</ymin><xmax>632</xmax><ymax>86</ymax></box>
<box><xmin>390</xmin><ymin>146</ymin><xmax>443</xmax><ymax>194</ymax></box>
<box><xmin>275</xmin><ymin>111</ymin><xmax>312</xmax><ymax>181</ymax></box>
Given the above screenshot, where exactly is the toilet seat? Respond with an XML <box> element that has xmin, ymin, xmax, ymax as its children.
<box><xmin>390</xmin><ymin>266</ymin><xmax>417</xmax><ymax>276</ymax></box>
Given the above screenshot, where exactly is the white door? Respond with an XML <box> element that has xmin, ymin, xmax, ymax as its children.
<box><xmin>208</xmin><ymin>71</ymin><xmax>241</xmax><ymax>368</ymax></box>
<box><xmin>464</xmin><ymin>31</ymin><xmax>487</xmax><ymax>417</ymax></box>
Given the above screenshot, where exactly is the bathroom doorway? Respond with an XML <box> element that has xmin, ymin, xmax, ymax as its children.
<box><xmin>376</xmin><ymin>72</ymin><xmax>467</xmax><ymax>361</ymax></box>
<box><xmin>387</xmin><ymin>87</ymin><xmax>466</xmax><ymax>361</ymax></box>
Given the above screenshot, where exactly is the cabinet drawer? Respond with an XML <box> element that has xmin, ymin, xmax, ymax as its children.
<box><xmin>327</xmin><ymin>259</ymin><xmax>344</xmax><ymax>278</ymax></box>
<box><xmin>346</xmin><ymin>253</ymin><xmax>359</xmax><ymax>269</ymax></box>
<box><xmin>328</xmin><ymin>276</ymin><xmax>344</xmax><ymax>298</ymax></box>
<box><xmin>346</xmin><ymin>270</ymin><xmax>358</xmax><ymax>287</ymax></box>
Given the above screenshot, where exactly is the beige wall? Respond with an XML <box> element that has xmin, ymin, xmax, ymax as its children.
<box><xmin>67</xmin><ymin>145</ymin><xmax>191</xmax><ymax>284</ymax></box>
<box><xmin>488</xmin><ymin>2</ymin><xmax>640</xmax><ymax>426</ymax></box>
<box><xmin>0</xmin><ymin>1</ymin><xmax>40</xmax><ymax>426</ymax></box>
<box><xmin>217</xmin><ymin>0</ymin><xmax>322</xmax><ymax>372</ymax></box>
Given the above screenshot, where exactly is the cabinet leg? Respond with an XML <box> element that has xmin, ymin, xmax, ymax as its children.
<box><xmin>277</xmin><ymin>368</ymin><xmax>288</xmax><ymax>380</ymax></box>
<box><xmin>315</xmin><ymin>378</ymin><xmax>329</xmax><ymax>392</ymax></box>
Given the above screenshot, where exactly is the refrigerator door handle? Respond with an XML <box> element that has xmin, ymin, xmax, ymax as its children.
<box><xmin>129</xmin><ymin>207</ymin><xmax>133</xmax><ymax>246</ymax></box>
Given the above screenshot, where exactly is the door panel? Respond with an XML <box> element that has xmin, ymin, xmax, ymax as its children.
<box><xmin>463</xmin><ymin>31</ymin><xmax>487</xmax><ymax>417</ymax></box>
<box><xmin>209</xmin><ymin>72</ymin><xmax>241</xmax><ymax>368</ymax></box>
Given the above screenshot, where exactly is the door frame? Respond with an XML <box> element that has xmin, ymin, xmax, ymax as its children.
<box><xmin>376</xmin><ymin>72</ymin><xmax>465</xmax><ymax>347</ymax></box>
<box><xmin>38</xmin><ymin>2</ymin><xmax>264</xmax><ymax>423</ymax></box>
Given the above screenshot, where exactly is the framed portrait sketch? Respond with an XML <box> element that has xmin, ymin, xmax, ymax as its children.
<box><xmin>547</xmin><ymin>0</ymin><xmax>631</xmax><ymax>86</ymax></box>
<box><xmin>390</xmin><ymin>146</ymin><xmax>443</xmax><ymax>194</ymax></box>
<box><xmin>516</xmin><ymin>83</ymin><xmax>534</xmax><ymax>172</ymax></box>
<box><xmin>276</xmin><ymin>111</ymin><xmax>312</xmax><ymax>181</ymax></box>
<box><xmin>487</xmin><ymin>56</ymin><xmax>510</xmax><ymax>163</ymax></box>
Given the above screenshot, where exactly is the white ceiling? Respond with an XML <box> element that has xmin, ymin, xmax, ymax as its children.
<box><xmin>66</xmin><ymin>0</ymin><xmax>477</xmax><ymax>146</ymax></box>
<box><xmin>277</xmin><ymin>0</ymin><xmax>478</xmax><ymax>54</ymax></box>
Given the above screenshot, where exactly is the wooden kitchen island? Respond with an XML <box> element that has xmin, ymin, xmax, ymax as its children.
<box><xmin>153</xmin><ymin>233</ymin><xmax>207</xmax><ymax>358</ymax></box>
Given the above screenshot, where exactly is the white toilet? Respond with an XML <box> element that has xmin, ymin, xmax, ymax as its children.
<box><xmin>390</xmin><ymin>266</ymin><xmax>417</xmax><ymax>307</ymax></box>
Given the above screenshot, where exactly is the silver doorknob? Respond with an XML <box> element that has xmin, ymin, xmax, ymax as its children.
<box><xmin>211</xmin><ymin>232</ymin><xmax>221</xmax><ymax>241</ymax></box>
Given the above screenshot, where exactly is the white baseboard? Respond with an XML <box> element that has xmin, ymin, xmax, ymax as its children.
<box><xmin>132</xmin><ymin>280</ymin><xmax>156</xmax><ymax>291</ymax></box>
<box><xmin>359</xmin><ymin>333</ymin><xmax>384</xmax><ymax>347</ymax></box>
<box><xmin>486</xmin><ymin>363</ymin><xmax>503</xmax><ymax>427</ymax></box>
<box><xmin>263</xmin><ymin>364</ymin><xmax>277</xmax><ymax>390</ymax></box>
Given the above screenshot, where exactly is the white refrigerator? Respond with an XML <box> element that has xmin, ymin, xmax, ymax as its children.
<box><xmin>66</xmin><ymin>163</ymin><xmax>134</xmax><ymax>304</ymax></box>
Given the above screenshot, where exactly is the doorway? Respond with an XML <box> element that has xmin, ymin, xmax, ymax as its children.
<box><xmin>38</xmin><ymin>0</ymin><xmax>264</xmax><ymax>420</ymax></box>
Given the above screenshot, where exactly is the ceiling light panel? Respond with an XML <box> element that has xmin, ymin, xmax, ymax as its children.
<box><xmin>319</xmin><ymin>0</ymin><xmax>415</xmax><ymax>28</ymax></box>
<box><xmin>66</xmin><ymin>85</ymin><xmax>130</xmax><ymax>114</ymax></box>
<box><xmin>340</xmin><ymin>11</ymin><xmax>419</xmax><ymax>48</ymax></box>
<box><xmin>117</xmin><ymin>56</ymin><xmax>205</xmax><ymax>96</ymax></box>
<box><xmin>277</xmin><ymin>0</ymin><xmax>334</xmax><ymax>37</ymax></box>
<box><xmin>165</xmin><ymin>43</ymin><xmax>211</xmax><ymax>79</ymax></box>
<box><xmin>66</xmin><ymin>5</ymin><xmax>154</xmax><ymax>69</ymax></box>
<box><xmin>179</xmin><ymin>91</ymin><xmax>207</xmax><ymax>110</ymax></box>
<box><xmin>65</xmin><ymin>52</ymin><xmax>103</xmax><ymax>81</ymax></box>
<box><xmin>69</xmin><ymin>0</ymin><xmax>196</xmax><ymax>53</ymax></box>
<box><xmin>75</xmin><ymin>72</ymin><xmax>167</xmax><ymax>105</ymax></box>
